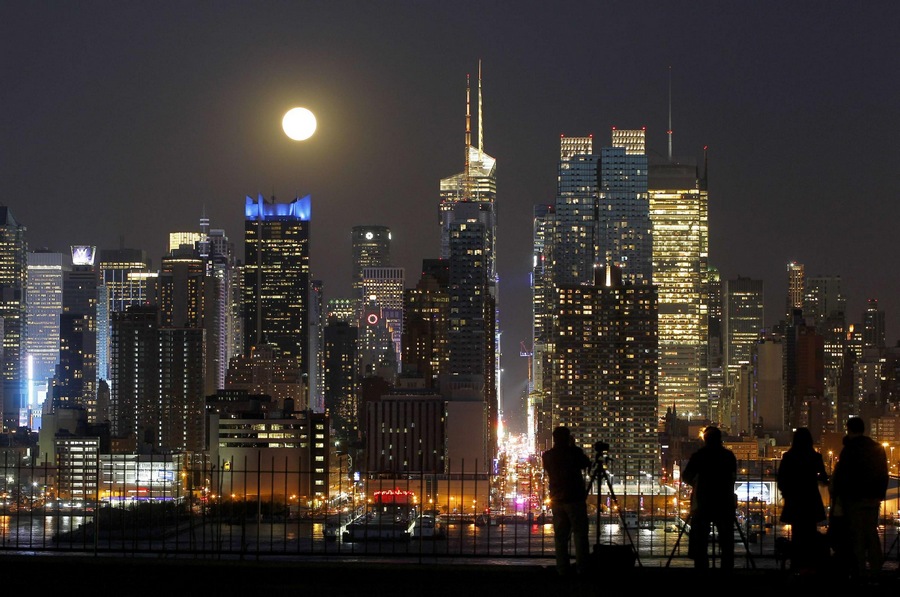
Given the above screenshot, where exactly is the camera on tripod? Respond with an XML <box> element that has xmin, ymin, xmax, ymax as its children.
<box><xmin>592</xmin><ymin>440</ymin><xmax>611</xmax><ymax>462</ymax></box>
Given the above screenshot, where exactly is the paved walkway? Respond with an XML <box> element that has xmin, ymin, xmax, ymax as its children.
<box><xmin>1</xmin><ymin>552</ymin><xmax>898</xmax><ymax>597</ymax></box>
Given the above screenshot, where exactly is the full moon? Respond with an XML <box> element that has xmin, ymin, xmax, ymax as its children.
<box><xmin>282</xmin><ymin>107</ymin><xmax>317</xmax><ymax>141</ymax></box>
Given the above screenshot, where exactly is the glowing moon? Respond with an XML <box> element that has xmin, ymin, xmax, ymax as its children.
<box><xmin>282</xmin><ymin>107</ymin><xmax>317</xmax><ymax>141</ymax></box>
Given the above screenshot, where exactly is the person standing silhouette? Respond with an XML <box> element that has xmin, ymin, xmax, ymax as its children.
<box><xmin>542</xmin><ymin>425</ymin><xmax>592</xmax><ymax>577</ymax></box>
<box><xmin>682</xmin><ymin>425</ymin><xmax>737</xmax><ymax>570</ymax></box>
<box><xmin>830</xmin><ymin>416</ymin><xmax>889</xmax><ymax>580</ymax></box>
<box><xmin>777</xmin><ymin>427</ymin><xmax>829</xmax><ymax>573</ymax></box>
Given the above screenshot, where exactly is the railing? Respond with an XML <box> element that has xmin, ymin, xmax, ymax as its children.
<box><xmin>1</xmin><ymin>455</ymin><xmax>898</xmax><ymax>570</ymax></box>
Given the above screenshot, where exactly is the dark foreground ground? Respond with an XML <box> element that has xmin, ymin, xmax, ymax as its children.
<box><xmin>1</xmin><ymin>552</ymin><xmax>898</xmax><ymax>597</ymax></box>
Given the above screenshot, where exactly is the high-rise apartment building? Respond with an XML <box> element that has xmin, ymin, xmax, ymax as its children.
<box><xmin>243</xmin><ymin>194</ymin><xmax>311</xmax><ymax>378</ymax></box>
<box><xmin>551</xmin><ymin>265</ymin><xmax>659</xmax><ymax>473</ymax></box>
<box><xmin>0</xmin><ymin>206</ymin><xmax>27</xmax><ymax>430</ymax></box>
<box><xmin>323</xmin><ymin>320</ymin><xmax>358</xmax><ymax>442</ymax></box>
<box><xmin>648</xmin><ymin>153</ymin><xmax>709</xmax><ymax>421</ymax></box>
<box><xmin>109</xmin><ymin>305</ymin><xmax>158</xmax><ymax>449</ymax></box>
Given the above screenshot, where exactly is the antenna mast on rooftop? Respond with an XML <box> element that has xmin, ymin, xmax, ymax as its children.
<box><xmin>667</xmin><ymin>66</ymin><xmax>673</xmax><ymax>162</ymax></box>
<box><xmin>478</xmin><ymin>59</ymin><xmax>484</xmax><ymax>157</ymax></box>
<box><xmin>464</xmin><ymin>72</ymin><xmax>472</xmax><ymax>200</ymax></box>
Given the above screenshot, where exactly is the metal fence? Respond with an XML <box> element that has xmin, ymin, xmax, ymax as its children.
<box><xmin>1</xmin><ymin>454</ymin><xmax>898</xmax><ymax>570</ymax></box>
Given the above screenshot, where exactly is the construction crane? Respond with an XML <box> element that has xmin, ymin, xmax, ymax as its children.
<box><xmin>519</xmin><ymin>341</ymin><xmax>533</xmax><ymax>387</ymax></box>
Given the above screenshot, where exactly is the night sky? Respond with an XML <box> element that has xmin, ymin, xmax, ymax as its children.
<box><xmin>4</xmin><ymin>2</ymin><xmax>900</xmax><ymax>433</ymax></box>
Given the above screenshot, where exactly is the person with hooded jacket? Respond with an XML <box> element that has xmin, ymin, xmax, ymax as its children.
<box><xmin>830</xmin><ymin>416</ymin><xmax>889</xmax><ymax>580</ymax></box>
<box><xmin>777</xmin><ymin>427</ymin><xmax>829</xmax><ymax>573</ymax></box>
<box><xmin>682</xmin><ymin>425</ymin><xmax>737</xmax><ymax>570</ymax></box>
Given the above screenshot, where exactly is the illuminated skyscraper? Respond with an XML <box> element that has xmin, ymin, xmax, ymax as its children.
<box><xmin>553</xmin><ymin>136</ymin><xmax>598</xmax><ymax>286</ymax></box>
<box><xmin>722</xmin><ymin>277</ymin><xmax>764</xmax><ymax>388</ymax></box>
<box><xmin>97</xmin><ymin>247</ymin><xmax>153</xmax><ymax>382</ymax></box>
<box><xmin>648</xmin><ymin>153</ymin><xmax>709</xmax><ymax>421</ymax></box>
<box><xmin>360</xmin><ymin>266</ymin><xmax>404</xmax><ymax>373</ymax></box>
<box><xmin>438</xmin><ymin>63</ymin><xmax>499</xmax><ymax>466</ymax></box>
<box><xmin>0</xmin><ymin>206</ymin><xmax>27</xmax><ymax>430</ymax></box>
<box><xmin>351</xmin><ymin>225</ymin><xmax>391</xmax><ymax>306</ymax></box>
<box><xmin>601</xmin><ymin>128</ymin><xmax>651</xmax><ymax>285</ymax></box>
<box><xmin>26</xmin><ymin>250</ymin><xmax>65</xmax><ymax>416</ymax></box>
<box><xmin>243</xmin><ymin>194</ymin><xmax>311</xmax><ymax>378</ymax></box>
<box><xmin>56</xmin><ymin>246</ymin><xmax>99</xmax><ymax>421</ymax></box>
<box><xmin>531</xmin><ymin>204</ymin><xmax>554</xmax><ymax>450</ymax></box>
<box><xmin>203</xmin><ymin>225</ymin><xmax>238</xmax><ymax>392</ymax></box>
<box><xmin>786</xmin><ymin>262</ymin><xmax>805</xmax><ymax>320</ymax></box>
<box><xmin>862</xmin><ymin>298</ymin><xmax>885</xmax><ymax>349</ymax></box>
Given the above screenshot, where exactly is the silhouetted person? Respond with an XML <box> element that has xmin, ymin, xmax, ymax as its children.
<box><xmin>682</xmin><ymin>425</ymin><xmax>737</xmax><ymax>570</ymax></box>
<box><xmin>777</xmin><ymin>427</ymin><xmax>829</xmax><ymax>573</ymax></box>
<box><xmin>542</xmin><ymin>425</ymin><xmax>591</xmax><ymax>577</ymax></box>
<box><xmin>830</xmin><ymin>416</ymin><xmax>889</xmax><ymax>580</ymax></box>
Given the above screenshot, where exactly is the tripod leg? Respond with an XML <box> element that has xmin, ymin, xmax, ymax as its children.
<box><xmin>733</xmin><ymin>514</ymin><xmax>756</xmax><ymax>569</ymax></box>
<box><xmin>665</xmin><ymin>512</ymin><xmax>691</xmax><ymax>567</ymax></box>
<box><xmin>603</xmin><ymin>473</ymin><xmax>641</xmax><ymax>567</ymax></box>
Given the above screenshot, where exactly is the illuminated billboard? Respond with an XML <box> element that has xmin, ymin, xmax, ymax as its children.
<box><xmin>71</xmin><ymin>245</ymin><xmax>96</xmax><ymax>266</ymax></box>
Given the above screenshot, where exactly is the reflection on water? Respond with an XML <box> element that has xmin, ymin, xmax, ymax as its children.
<box><xmin>0</xmin><ymin>512</ymin><xmax>897</xmax><ymax>570</ymax></box>
<box><xmin>0</xmin><ymin>515</ymin><xmax>86</xmax><ymax>545</ymax></box>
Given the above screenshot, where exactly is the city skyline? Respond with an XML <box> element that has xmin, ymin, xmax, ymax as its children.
<box><xmin>5</xmin><ymin>3</ymin><xmax>900</xmax><ymax>432</ymax></box>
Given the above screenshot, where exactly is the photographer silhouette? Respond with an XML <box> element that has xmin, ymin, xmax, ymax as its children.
<box><xmin>681</xmin><ymin>425</ymin><xmax>737</xmax><ymax>570</ymax></box>
<box><xmin>542</xmin><ymin>426</ymin><xmax>591</xmax><ymax>577</ymax></box>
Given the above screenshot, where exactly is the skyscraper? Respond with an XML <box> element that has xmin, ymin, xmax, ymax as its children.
<box><xmin>360</xmin><ymin>266</ymin><xmax>405</xmax><ymax>373</ymax></box>
<box><xmin>862</xmin><ymin>298</ymin><xmax>885</xmax><ymax>349</ymax></box>
<box><xmin>243</xmin><ymin>194</ymin><xmax>311</xmax><ymax>378</ymax></box>
<box><xmin>648</xmin><ymin>152</ymin><xmax>709</xmax><ymax>420</ymax></box>
<box><xmin>109</xmin><ymin>305</ymin><xmax>158</xmax><ymax>448</ymax></box>
<box><xmin>786</xmin><ymin>262</ymin><xmax>805</xmax><ymax>320</ymax></box>
<box><xmin>600</xmin><ymin>129</ymin><xmax>651</xmax><ymax>285</ymax></box>
<box><xmin>351</xmin><ymin>225</ymin><xmax>391</xmax><ymax>307</ymax></box>
<box><xmin>0</xmin><ymin>206</ymin><xmax>27</xmax><ymax>430</ymax></box>
<box><xmin>97</xmin><ymin>247</ymin><xmax>153</xmax><ymax>383</ymax></box>
<box><xmin>438</xmin><ymin>63</ymin><xmax>499</xmax><ymax>467</ymax></box>
<box><xmin>26</xmin><ymin>250</ymin><xmax>65</xmax><ymax>417</ymax></box>
<box><xmin>401</xmin><ymin>260</ymin><xmax>450</xmax><ymax>388</ymax></box>
<box><xmin>722</xmin><ymin>277</ymin><xmax>765</xmax><ymax>390</ymax></box>
<box><xmin>531</xmin><ymin>204</ymin><xmax>555</xmax><ymax>450</ymax></box>
<box><xmin>552</xmin><ymin>136</ymin><xmax>598</xmax><ymax>287</ymax></box>
<box><xmin>57</xmin><ymin>245</ymin><xmax>99</xmax><ymax>422</ymax></box>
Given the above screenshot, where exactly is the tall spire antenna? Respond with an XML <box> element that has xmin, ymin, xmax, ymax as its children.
<box><xmin>478</xmin><ymin>59</ymin><xmax>484</xmax><ymax>155</ymax></box>
<box><xmin>464</xmin><ymin>72</ymin><xmax>472</xmax><ymax>199</ymax></box>
<box><xmin>667</xmin><ymin>65</ymin><xmax>673</xmax><ymax>162</ymax></box>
